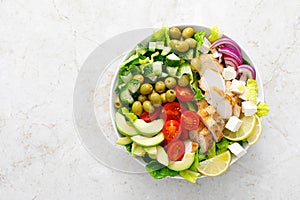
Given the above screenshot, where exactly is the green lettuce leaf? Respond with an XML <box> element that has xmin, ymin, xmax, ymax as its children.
<box><xmin>179</xmin><ymin>170</ymin><xmax>200</xmax><ymax>183</ymax></box>
<box><xmin>191</xmin><ymin>72</ymin><xmax>204</xmax><ymax>101</ymax></box>
<box><xmin>246</xmin><ymin>79</ymin><xmax>258</xmax><ymax>104</ymax></box>
<box><xmin>208</xmin><ymin>25</ymin><xmax>222</xmax><ymax>42</ymax></box>
<box><xmin>194</xmin><ymin>32</ymin><xmax>206</xmax><ymax>57</ymax></box>
<box><xmin>146</xmin><ymin>160</ymin><xmax>179</xmax><ymax>179</ymax></box>
<box><xmin>257</xmin><ymin>103</ymin><xmax>270</xmax><ymax>117</ymax></box>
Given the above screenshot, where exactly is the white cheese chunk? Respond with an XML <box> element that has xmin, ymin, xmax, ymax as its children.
<box><xmin>155</xmin><ymin>41</ymin><xmax>164</xmax><ymax>50</ymax></box>
<box><xmin>228</xmin><ymin>143</ymin><xmax>247</xmax><ymax>157</ymax></box>
<box><xmin>239</xmin><ymin>87</ymin><xmax>248</xmax><ymax>100</ymax></box>
<box><xmin>148</xmin><ymin>42</ymin><xmax>156</xmax><ymax>52</ymax></box>
<box><xmin>199</xmin><ymin>37</ymin><xmax>211</xmax><ymax>54</ymax></box>
<box><xmin>242</xmin><ymin>101</ymin><xmax>257</xmax><ymax>116</ymax></box>
<box><xmin>225</xmin><ymin>116</ymin><xmax>242</xmax><ymax>132</ymax></box>
<box><xmin>222</xmin><ymin>66</ymin><xmax>237</xmax><ymax>80</ymax></box>
<box><xmin>230</xmin><ymin>79</ymin><xmax>245</xmax><ymax>94</ymax></box>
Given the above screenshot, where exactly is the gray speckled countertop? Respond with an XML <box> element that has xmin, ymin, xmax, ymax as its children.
<box><xmin>1</xmin><ymin>0</ymin><xmax>300</xmax><ymax>199</ymax></box>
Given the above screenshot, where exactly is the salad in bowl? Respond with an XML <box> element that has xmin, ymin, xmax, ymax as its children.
<box><xmin>111</xmin><ymin>25</ymin><xmax>269</xmax><ymax>183</ymax></box>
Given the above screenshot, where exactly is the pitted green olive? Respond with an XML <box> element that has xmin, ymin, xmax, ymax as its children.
<box><xmin>133</xmin><ymin>74</ymin><xmax>144</xmax><ymax>83</ymax></box>
<box><xmin>164</xmin><ymin>77</ymin><xmax>177</xmax><ymax>89</ymax></box>
<box><xmin>140</xmin><ymin>83</ymin><xmax>153</xmax><ymax>95</ymax></box>
<box><xmin>169</xmin><ymin>27</ymin><xmax>181</xmax><ymax>40</ymax></box>
<box><xmin>138</xmin><ymin>94</ymin><xmax>147</xmax><ymax>103</ymax></box>
<box><xmin>182</xmin><ymin>27</ymin><xmax>194</xmax><ymax>39</ymax></box>
<box><xmin>155</xmin><ymin>81</ymin><xmax>166</xmax><ymax>93</ymax></box>
<box><xmin>178</xmin><ymin>75</ymin><xmax>190</xmax><ymax>87</ymax></box>
<box><xmin>166</xmin><ymin>89</ymin><xmax>176</xmax><ymax>102</ymax></box>
<box><xmin>132</xmin><ymin>101</ymin><xmax>143</xmax><ymax>116</ymax></box>
<box><xmin>175</xmin><ymin>40</ymin><xmax>189</xmax><ymax>53</ymax></box>
<box><xmin>114</xmin><ymin>96</ymin><xmax>122</xmax><ymax>108</ymax></box>
<box><xmin>143</xmin><ymin>100</ymin><xmax>155</xmax><ymax>113</ymax></box>
<box><xmin>185</xmin><ymin>38</ymin><xmax>197</xmax><ymax>48</ymax></box>
<box><xmin>160</xmin><ymin>93</ymin><xmax>167</xmax><ymax>104</ymax></box>
<box><xmin>149</xmin><ymin>92</ymin><xmax>162</xmax><ymax>107</ymax></box>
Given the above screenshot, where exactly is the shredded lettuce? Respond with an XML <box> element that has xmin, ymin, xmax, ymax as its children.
<box><xmin>208</xmin><ymin>25</ymin><xmax>222</xmax><ymax>42</ymax></box>
<box><xmin>216</xmin><ymin>138</ymin><xmax>233</xmax><ymax>155</ymax></box>
<box><xmin>179</xmin><ymin>170</ymin><xmax>200</xmax><ymax>183</ymax></box>
<box><xmin>150</xmin><ymin>26</ymin><xmax>170</xmax><ymax>47</ymax></box>
<box><xmin>257</xmin><ymin>103</ymin><xmax>270</xmax><ymax>117</ymax></box>
<box><xmin>189</xmin><ymin>148</ymin><xmax>199</xmax><ymax>172</ymax></box>
<box><xmin>146</xmin><ymin>160</ymin><xmax>179</xmax><ymax>179</ymax></box>
<box><xmin>207</xmin><ymin>142</ymin><xmax>216</xmax><ymax>159</ymax></box>
<box><xmin>177</xmin><ymin>63</ymin><xmax>193</xmax><ymax>82</ymax></box>
<box><xmin>194</xmin><ymin>32</ymin><xmax>206</xmax><ymax>57</ymax></box>
<box><xmin>246</xmin><ymin>79</ymin><xmax>258</xmax><ymax>104</ymax></box>
<box><xmin>191</xmin><ymin>72</ymin><xmax>204</xmax><ymax>101</ymax></box>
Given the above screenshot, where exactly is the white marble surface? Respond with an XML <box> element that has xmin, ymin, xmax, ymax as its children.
<box><xmin>1</xmin><ymin>0</ymin><xmax>300</xmax><ymax>199</ymax></box>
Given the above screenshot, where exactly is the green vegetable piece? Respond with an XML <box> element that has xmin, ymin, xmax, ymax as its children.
<box><xmin>208</xmin><ymin>25</ymin><xmax>222</xmax><ymax>42</ymax></box>
<box><xmin>216</xmin><ymin>138</ymin><xmax>232</xmax><ymax>155</ymax></box>
<box><xmin>161</xmin><ymin>46</ymin><xmax>172</xmax><ymax>56</ymax></box>
<box><xmin>135</xmin><ymin>44</ymin><xmax>147</xmax><ymax>55</ymax></box>
<box><xmin>194</xmin><ymin>31</ymin><xmax>206</xmax><ymax>57</ymax></box>
<box><xmin>119</xmin><ymin>88</ymin><xmax>134</xmax><ymax>105</ymax></box>
<box><xmin>207</xmin><ymin>142</ymin><xmax>216</xmax><ymax>159</ymax></box>
<box><xmin>257</xmin><ymin>103</ymin><xmax>270</xmax><ymax>117</ymax></box>
<box><xmin>128</xmin><ymin>79</ymin><xmax>141</xmax><ymax>93</ymax></box>
<box><xmin>150</xmin><ymin>26</ymin><xmax>170</xmax><ymax>47</ymax></box>
<box><xmin>165</xmin><ymin>53</ymin><xmax>180</xmax><ymax>67</ymax></box>
<box><xmin>121</xmin><ymin>54</ymin><xmax>139</xmax><ymax>67</ymax></box>
<box><xmin>139</xmin><ymin>57</ymin><xmax>150</xmax><ymax>64</ymax></box>
<box><xmin>179</xmin><ymin>170</ymin><xmax>200</xmax><ymax>183</ymax></box>
<box><xmin>189</xmin><ymin>148</ymin><xmax>199</xmax><ymax>172</ymax></box>
<box><xmin>246</xmin><ymin>79</ymin><xmax>258</xmax><ymax>104</ymax></box>
<box><xmin>146</xmin><ymin>160</ymin><xmax>179</xmax><ymax>179</ymax></box>
<box><xmin>191</xmin><ymin>72</ymin><xmax>204</xmax><ymax>101</ymax></box>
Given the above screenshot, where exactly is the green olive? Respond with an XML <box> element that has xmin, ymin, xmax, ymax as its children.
<box><xmin>174</xmin><ymin>40</ymin><xmax>189</xmax><ymax>53</ymax></box>
<box><xmin>160</xmin><ymin>93</ymin><xmax>167</xmax><ymax>104</ymax></box>
<box><xmin>185</xmin><ymin>38</ymin><xmax>197</xmax><ymax>48</ymax></box>
<box><xmin>190</xmin><ymin>57</ymin><xmax>201</xmax><ymax>71</ymax></box>
<box><xmin>138</xmin><ymin>94</ymin><xmax>147</xmax><ymax>103</ymax></box>
<box><xmin>155</xmin><ymin>81</ymin><xmax>166</xmax><ymax>93</ymax></box>
<box><xmin>169</xmin><ymin>27</ymin><xmax>181</xmax><ymax>40</ymax></box>
<box><xmin>149</xmin><ymin>92</ymin><xmax>162</xmax><ymax>107</ymax></box>
<box><xmin>178</xmin><ymin>75</ymin><xmax>190</xmax><ymax>87</ymax></box>
<box><xmin>166</xmin><ymin>89</ymin><xmax>176</xmax><ymax>102</ymax></box>
<box><xmin>132</xmin><ymin>101</ymin><xmax>143</xmax><ymax>116</ymax></box>
<box><xmin>164</xmin><ymin>77</ymin><xmax>177</xmax><ymax>89</ymax></box>
<box><xmin>114</xmin><ymin>96</ymin><xmax>122</xmax><ymax>108</ymax></box>
<box><xmin>140</xmin><ymin>83</ymin><xmax>153</xmax><ymax>95</ymax></box>
<box><xmin>133</xmin><ymin>74</ymin><xmax>144</xmax><ymax>83</ymax></box>
<box><xmin>143</xmin><ymin>100</ymin><xmax>155</xmax><ymax>113</ymax></box>
<box><xmin>182</xmin><ymin>27</ymin><xmax>194</xmax><ymax>39</ymax></box>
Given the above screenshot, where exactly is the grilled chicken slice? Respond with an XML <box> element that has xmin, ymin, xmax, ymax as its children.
<box><xmin>196</xmin><ymin>100</ymin><xmax>226</xmax><ymax>142</ymax></box>
<box><xmin>189</xmin><ymin>127</ymin><xmax>213</xmax><ymax>153</ymax></box>
<box><xmin>194</xmin><ymin>54</ymin><xmax>224</xmax><ymax>76</ymax></box>
<box><xmin>205</xmin><ymin>87</ymin><xmax>233</xmax><ymax>119</ymax></box>
<box><xmin>199</xmin><ymin>69</ymin><xmax>225</xmax><ymax>92</ymax></box>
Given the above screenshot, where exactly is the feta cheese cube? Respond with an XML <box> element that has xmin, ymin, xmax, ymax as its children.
<box><xmin>199</xmin><ymin>37</ymin><xmax>211</xmax><ymax>54</ymax></box>
<box><xmin>222</xmin><ymin>66</ymin><xmax>237</xmax><ymax>80</ymax></box>
<box><xmin>148</xmin><ymin>42</ymin><xmax>156</xmax><ymax>52</ymax></box>
<box><xmin>225</xmin><ymin>116</ymin><xmax>243</xmax><ymax>132</ymax></box>
<box><xmin>228</xmin><ymin>143</ymin><xmax>247</xmax><ymax>157</ymax></box>
<box><xmin>239</xmin><ymin>87</ymin><xmax>248</xmax><ymax>100</ymax></box>
<box><xmin>242</xmin><ymin>101</ymin><xmax>257</xmax><ymax>116</ymax></box>
<box><xmin>230</xmin><ymin>79</ymin><xmax>245</xmax><ymax>94</ymax></box>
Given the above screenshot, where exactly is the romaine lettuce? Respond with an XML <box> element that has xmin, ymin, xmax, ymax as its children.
<box><xmin>257</xmin><ymin>103</ymin><xmax>270</xmax><ymax>117</ymax></box>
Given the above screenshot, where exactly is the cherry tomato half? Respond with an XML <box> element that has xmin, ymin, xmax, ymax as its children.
<box><xmin>174</xmin><ymin>85</ymin><xmax>194</xmax><ymax>102</ymax></box>
<box><xmin>167</xmin><ymin>140</ymin><xmax>185</xmax><ymax>161</ymax></box>
<box><xmin>140</xmin><ymin>106</ymin><xmax>162</xmax><ymax>122</ymax></box>
<box><xmin>181</xmin><ymin>110</ymin><xmax>200</xmax><ymax>130</ymax></box>
<box><xmin>161</xmin><ymin>102</ymin><xmax>185</xmax><ymax>121</ymax></box>
<box><xmin>180</xmin><ymin>126</ymin><xmax>189</xmax><ymax>140</ymax></box>
<box><xmin>162</xmin><ymin>120</ymin><xmax>181</xmax><ymax>142</ymax></box>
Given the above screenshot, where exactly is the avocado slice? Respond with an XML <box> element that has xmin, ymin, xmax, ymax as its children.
<box><xmin>116</xmin><ymin>136</ymin><xmax>132</xmax><ymax>145</ymax></box>
<box><xmin>133</xmin><ymin>119</ymin><xmax>164</xmax><ymax>137</ymax></box>
<box><xmin>168</xmin><ymin>153</ymin><xmax>195</xmax><ymax>171</ymax></box>
<box><xmin>131</xmin><ymin>142</ymin><xmax>146</xmax><ymax>156</ymax></box>
<box><xmin>115</xmin><ymin>112</ymin><xmax>138</xmax><ymax>136</ymax></box>
<box><xmin>156</xmin><ymin>145</ymin><xmax>169</xmax><ymax>166</ymax></box>
<box><xmin>131</xmin><ymin>132</ymin><xmax>164</xmax><ymax>147</ymax></box>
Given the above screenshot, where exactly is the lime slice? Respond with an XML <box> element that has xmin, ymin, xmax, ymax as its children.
<box><xmin>247</xmin><ymin>115</ymin><xmax>262</xmax><ymax>145</ymax></box>
<box><xmin>223</xmin><ymin>115</ymin><xmax>256</xmax><ymax>141</ymax></box>
<box><xmin>196</xmin><ymin>151</ymin><xmax>231</xmax><ymax>176</ymax></box>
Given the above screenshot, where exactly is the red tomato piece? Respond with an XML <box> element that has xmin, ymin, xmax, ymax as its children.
<box><xmin>181</xmin><ymin>110</ymin><xmax>200</xmax><ymax>130</ymax></box>
<box><xmin>167</xmin><ymin>140</ymin><xmax>185</xmax><ymax>161</ymax></box>
<box><xmin>162</xmin><ymin>120</ymin><xmax>181</xmax><ymax>142</ymax></box>
<box><xmin>161</xmin><ymin>102</ymin><xmax>185</xmax><ymax>121</ymax></box>
<box><xmin>174</xmin><ymin>85</ymin><xmax>194</xmax><ymax>102</ymax></box>
<box><xmin>180</xmin><ymin>126</ymin><xmax>189</xmax><ymax>140</ymax></box>
<box><xmin>140</xmin><ymin>106</ymin><xmax>162</xmax><ymax>122</ymax></box>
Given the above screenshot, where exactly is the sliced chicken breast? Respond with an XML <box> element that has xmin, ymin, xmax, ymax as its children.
<box><xmin>196</xmin><ymin>54</ymin><xmax>224</xmax><ymax>76</ymax></box>
<box><xmin>199</xmin><ymin>69</ymin><xmax>226</xmax><ymax>92</ymax></box>
<box><xmin>189</xmin><ymin>127</ymin><xmax>213</xmax><ymax>153</ymax></box>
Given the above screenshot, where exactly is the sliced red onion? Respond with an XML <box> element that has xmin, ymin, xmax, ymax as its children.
<box><xmin>237</xmin><ymin>64</ymin><xmax>256</xmax><ymax>81</ymax></box>
<box><xmin>211</xmin><ymin>37</ymin><xmax>242</xmax><ymax>56</ymax></box>
<box><xmin>218</xmin><ymin>46</ymin><xmax>243</xmax><ymax>65</ymax></box>
<box><xmin>224</xmin><ymin>55</ymin><xmax>239</xmax><ymax>70</ymax></box>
